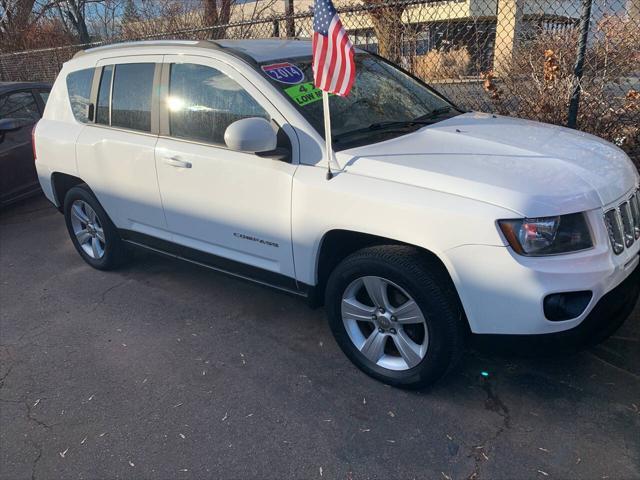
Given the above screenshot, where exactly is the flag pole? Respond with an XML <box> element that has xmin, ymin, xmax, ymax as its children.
<box><xmin>322</xmin><ymin>90</ymin><xmax>334</xmax><ymax>180</ymax></box>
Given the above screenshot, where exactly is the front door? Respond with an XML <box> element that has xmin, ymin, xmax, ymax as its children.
<box><xmin>155</xmin><ymin>55</ymin><xmax>298</xmax><ymax>283</ymax></box>
<box><xmin>0</xmin><ymin>89</ymin><xmax>41</xmax><ymax>204</ymax></box>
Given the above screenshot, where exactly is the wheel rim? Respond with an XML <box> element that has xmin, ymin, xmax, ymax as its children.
<box><xmin>341</xmin><ymin>276</ymin><xmax>429</xmax><ymax>371</ymax></box>
<box><xmin>70</xmin><ymin>200</ymin><xmax>106</xmax><ymax>260</ymax></box>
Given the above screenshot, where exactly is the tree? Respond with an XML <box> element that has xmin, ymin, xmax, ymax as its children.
<box><xmin>362</xmin><ymin>0</ymin><xmax>407</xmax><ymax>64</ymax></box>
<box><xmin>50</xmin><ymin>0</ymin><xmax>92</xmax><ymax>43</ymax></box>
<box><xmin>121</xmin><ymin>0</ymin><xmax>138</xmax><ymax>25</ymax></box>
<box><xmin>202</xmin><ymin>0</ymin><xmax>233</xmax><ymax>39</ymax></box>
<box><xmin>0</xmin><ymin>0</ymin><xmax>37</xmax><ymax>49</ymax></box>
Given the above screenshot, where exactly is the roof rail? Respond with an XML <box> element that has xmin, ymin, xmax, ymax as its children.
<box><xmin>73</xmin><ymin>40</ymin><xmax>215</xmax><ymax>58</ymax></box>
<box><xmin>72</xmin><ymin>39</ymin><xmax>259</xmax><ymax>66</ymax></box>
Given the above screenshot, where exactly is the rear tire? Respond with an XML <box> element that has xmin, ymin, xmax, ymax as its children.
<box><xmin>63</xmin><ymin>185</ymin><xmax>127</xmax><ymax>270</ymax></box>
<box><xmin>325</xmin><ymin>245</ymin><xmax>466</xmax><ymax>389</ymax></box>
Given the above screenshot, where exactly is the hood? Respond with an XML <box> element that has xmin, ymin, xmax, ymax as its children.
<box><xmin>338</xmin><ymin>112</ymin><xmax>639</xmax><ymax>217</ymax></box>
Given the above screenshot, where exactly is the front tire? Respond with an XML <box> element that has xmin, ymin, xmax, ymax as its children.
<box><xmin>325</xmin><ymin>245</ymin><xmax>466</xmax><ymax>389</ymax></box>
<box><xmin>63</xmin><ymin>185</ymin><xmax>126</xmax><ymax>270</ymax></box>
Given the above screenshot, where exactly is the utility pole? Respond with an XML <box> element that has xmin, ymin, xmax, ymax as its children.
<box><xmin>285</xmin><ymin>0</ymin><xmax>295</xmax><ymax>37</ymax></box>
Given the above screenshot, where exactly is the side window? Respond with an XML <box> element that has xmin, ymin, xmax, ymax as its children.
<box><xmin>168</xmin><ymin>63</ymin><xmax>269</xmax><ymax>145</ymax></box>
<box><xmin>96</xmin><ymin>65</ymin><xmax>113</xmax><ymax>125</ymax></box>
<box><xmin>37</xmin><ymin>90</ymin><xmax>50</xmax><ymax>105</ymax></box>
<box><xmin>66</xmin><ymin>68</ymin><xmax>94</xmax><ymax>123</ymax></box>
<box><xmin>111</xmin><ymin>63</ymin><xmax>155</xmax><ymax>132</ymax></box>
<box><xmin>0</xmin><ymin>91</ymin><xmax>40</xmax><ymax>122</ymax></box>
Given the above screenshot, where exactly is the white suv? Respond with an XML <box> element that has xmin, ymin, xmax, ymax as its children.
<box><xmin>34</xmin><ymin>39</ymin><xmax>640</xmax><ymax>388</ymax></box>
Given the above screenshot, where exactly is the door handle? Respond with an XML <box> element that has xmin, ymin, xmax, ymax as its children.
<box><xmin>164</xmin><ymin>156</ymin><xmax>192</xmax><ymax>169</ymax></box>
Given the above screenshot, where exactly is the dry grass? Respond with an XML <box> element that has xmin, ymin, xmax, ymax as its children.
<box><xmin>413</xmin><ymin>47</ymin><xmax>471</xmax><ymax>80</ymax></box>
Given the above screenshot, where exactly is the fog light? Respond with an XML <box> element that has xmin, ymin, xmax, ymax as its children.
<box><xmin>544</xmin><ymin>291</ymin><xmax>593</xmax><ymax>321</ymax></box>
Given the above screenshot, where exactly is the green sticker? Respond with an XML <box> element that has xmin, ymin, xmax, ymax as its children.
<box><xmin>284</xmin><ymin>82</ymin><xmax>330</xmax><ymax>107</ymax></box>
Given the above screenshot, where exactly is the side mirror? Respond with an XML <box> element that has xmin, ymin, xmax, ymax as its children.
<box><xmin>0</xmin><ymin>118</ymin><xmax>28</xmax><ymax>132</ymax></box>
<box><xmin>224</xmin><ymin>117</ymin><xmax>277</xmax><ymax>154</ymax></box>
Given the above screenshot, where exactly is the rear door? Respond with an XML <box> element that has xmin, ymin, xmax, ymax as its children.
<box><xmin>154</xmin><ymin>55</ymin><xmax>299</xmax><ymax>283</ymax></box>
<box><xmin>0</xmin><ymin>89</ymin><xmax>41</xmax><ymax>205</ymax></box>
<box><xmin>76</xmin><ymin>56</ymin><xmax>168</xmax><ymax>238</ymax></box>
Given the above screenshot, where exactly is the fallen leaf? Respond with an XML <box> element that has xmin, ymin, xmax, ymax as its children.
<box><xmin>59</xmin><ymin>448</ymin><xmax>69</xmax><ymax>458</ymax></box>
<box><xmin>537</xmin><ymin>470</ymin><xmax>549</xmax><ymax>476</ymax></box>
<box><xmin>222</xmin><ymin>412</ymin><xmax>228</xmax><ymax>422</ymax></box>
<box><xmin>128</xmin><ymin>460</ymin><xmax>135</xmax><ymax>467</ymax></box>
<box><xmin>80</xmin><ymin>437</ymin><xmax>87</xmax><ymax>445</ymax></box>
<box><xmin>33</xmin><ymin>399</ymin><xmax>40</xmax><ymax>407</ymax></box>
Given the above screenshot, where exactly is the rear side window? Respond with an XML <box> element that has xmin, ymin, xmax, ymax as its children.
<box><xmin>168</xmin><ymin>63</ymin><xmax>269</xmax><ymax>145</ymax></box>
<box><xmin>96</xmin><ymin>65</ymin><xmax>113</xmax><ymax>125</ymax></box>
<box><xmin>0</xmin><ymin>91</ymin><xmax>40</xmax><ymax>122</ymax></box>
<box><xmin>37</xmin><ymin>90</ymin><xmax>50</xmax><ymax>105</ymax></box>
<box><xmin>66</xmin><ymin>68</ymin><xmax>94</xmax><ymax>123</ymax></box>
<box><xmin>111</xmin><ymin>63</ymin><xmax>155</xmax><ymax>132</ymax></box>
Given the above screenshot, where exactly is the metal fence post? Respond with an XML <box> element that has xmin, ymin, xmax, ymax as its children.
<box><xmin>567</xmin><ymin>0</ymin><xmax>593</xmax><ymax>129</ymax></box>
<box><xmin>285</xmin><ymin>0</ymin><xmax>295</xmax><ymax>37</ymax></box>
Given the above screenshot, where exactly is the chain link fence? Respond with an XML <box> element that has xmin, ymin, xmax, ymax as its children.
<box><xmin>1</xmin><ymin>0</ymin><xmax>638</xmax><ymax>162</ymax></box>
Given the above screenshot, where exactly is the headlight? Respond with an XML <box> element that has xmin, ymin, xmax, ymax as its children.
<box><xmin>498</xmin><ymin>213</ymin><xmax>593</xmax><ymax>256</ymax></box>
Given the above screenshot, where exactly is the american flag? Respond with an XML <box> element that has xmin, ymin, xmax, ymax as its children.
<box><xmin>312</xmin><ymin>0</ymin><xmax>356</xmax><ymax>97</ymax></box>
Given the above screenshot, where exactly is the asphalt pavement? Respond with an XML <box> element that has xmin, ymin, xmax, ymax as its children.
<box><xmin>1</xmin><ymin>195</ymin><xmax>639</xmax><ymax>480</ymax></box>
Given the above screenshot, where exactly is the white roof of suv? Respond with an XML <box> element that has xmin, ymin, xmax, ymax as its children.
<box><xmin>76</xmin><ymin>39</ymin><xmax>317</xmax><ymax>63</ymax></box>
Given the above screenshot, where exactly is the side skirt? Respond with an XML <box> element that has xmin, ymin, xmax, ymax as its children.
<box><xmin>119</xmin><ymin>229</ymin><xmax>311</xmax><ymax>298</ymax></box>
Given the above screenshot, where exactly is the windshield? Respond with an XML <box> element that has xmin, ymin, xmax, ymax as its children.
<box><xmin>258</xmin><ymin>53</ymin><xmax>459</xmax><ymax>150</ymax></box>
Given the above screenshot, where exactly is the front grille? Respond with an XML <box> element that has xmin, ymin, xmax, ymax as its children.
<box><xmin>604</xmin><ymin>189</ymin><xmax>640</xmax><ymax>255</ymax></box>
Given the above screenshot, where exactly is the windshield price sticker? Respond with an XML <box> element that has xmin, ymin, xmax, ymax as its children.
<box><xmin>261</xmin><ymin>63</ymin><xmax>305</xmax><ymax>84</ymax></box>
<box><xmin>284</xmin><ymin>82</ymin><xmax>333</xmax><ymax>107</ymax></box>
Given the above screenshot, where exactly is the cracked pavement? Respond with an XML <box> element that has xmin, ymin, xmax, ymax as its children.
<box><xmin>1</xmin><ymin>196</ymin><xmax>639</xmax><ymax>480</ymax></box>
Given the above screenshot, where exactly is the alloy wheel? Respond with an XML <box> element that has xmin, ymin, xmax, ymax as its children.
<box><xmin>341</xmin><ymin>276</ymin><xmax>429</xmax><ymax>371</ymax></box>
<box><xmin>70</xmin><ymin>200</ymin><xmax>106</xmax><ymax>259</ymax></box>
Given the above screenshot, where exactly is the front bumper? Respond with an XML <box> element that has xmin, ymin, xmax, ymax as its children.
<box><xmin>471</xmin><ymin>261</ymin><xmax>639</xmax><ymax>351</ymax></box>
<box><xmin>546</xmin><ymin>260</ymin><xmax>639</xmax><ymax>346</ymax></box>
<box><xmin>444</xmin><ymin>225</ymin><xmax>640</xmax><ymax>335</ymax></box>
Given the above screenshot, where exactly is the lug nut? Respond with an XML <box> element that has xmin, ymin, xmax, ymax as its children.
<box><xmin>391</xmin><ymin>316</ymin><xmax>397</xmax><ymax>322</ymax></box>
<box><xmin>378</xmin><ymin>307</ymin><xmax>385</xmax><ymax>314</ymax></box>
<box><xmin>389</xmin><ymin>328</ymin><xmax>397</xmax><ymax>334</ymax></box>
<box><xmin>378</xmin><ymin>327</ymin><xmax>385</xmax><ymax>333</ymax></box>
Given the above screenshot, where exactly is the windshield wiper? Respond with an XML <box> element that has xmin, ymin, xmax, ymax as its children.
<box><xmin>415</xmin><ymin>106</ymin><xmax>453</xmax><ymax>121</ymax></box>
<box><xmin>334</xmin><ymin>107</ymin><xmax>455</xmax><ymax>143</ymax></box>
<box><xmin>334</xmin><ymin>119</ymin><xmax>431</xmax><ymax>143</ymax></box>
